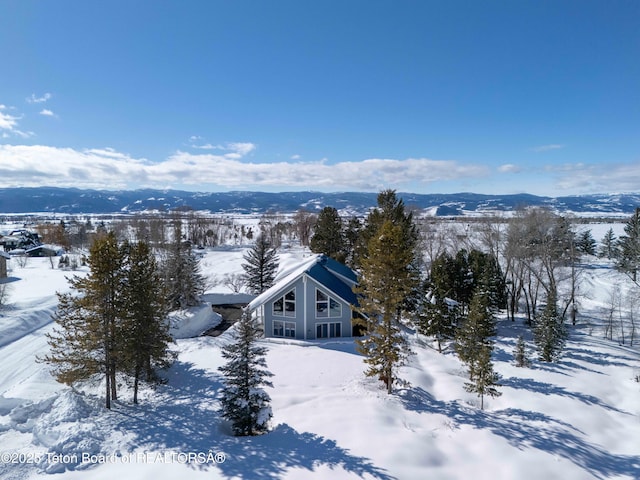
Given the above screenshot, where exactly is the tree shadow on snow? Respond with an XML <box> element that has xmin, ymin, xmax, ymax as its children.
<box><xmin>500</xmin><ymin>377</ymin><xmax>630</xmax><ymax>415</ymax></box>
<box><xmin>110</xmin><ymin>360</ymin><xmax>394</xmax><ymax>480</ymax></box>
<box><xmin>563</xmin><ymin>346</ymin><xmax>636</xmax><ymax>368</ymax></box>
<box><xmin>397</xmin><ymin>386</ymin><xmax>640</xmax><ymax>480</ymax></box>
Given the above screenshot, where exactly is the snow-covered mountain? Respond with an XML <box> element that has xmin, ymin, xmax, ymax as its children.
<box><xmin>0</xmin><ymin>187</ymin><xmax>639</xmax><ymax>216</ymax></box>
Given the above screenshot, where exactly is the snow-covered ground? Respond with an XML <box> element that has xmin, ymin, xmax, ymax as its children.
<box><xmin>0</xmin><ymin>240</ymin><xmax>639</xmax><ymax>479</ymax></box>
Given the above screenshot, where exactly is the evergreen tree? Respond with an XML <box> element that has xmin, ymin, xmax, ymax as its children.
<box><xmin>577</xmin><ymin>230</ymin><xmax>597</xmax><ymax>256</ymax></box>
<box><xmin>309</xmin><ymin>206</ymin><xmax>345</xmax><ymax>262</ymax></box>
<box><xmin>343</xmin><ymin>216</ymin><xmax>363</xmax><ymax>268</ymax></box>
<box><xmin>361</xmin><ymin>190</ymin><xmax>421</xmax><ymax>320</ymax></box>
<box><xmin>218</xmin><ymin>310</ymin><xmax>273</xmax><ymax>436</ymax></box>
<box><xmin>42</xmin><ymin>232</ymin><xmax>124</xmax><ymax>409</ymax></box>
<box><xmin>464</xmin><ymin>345</ymin><xmax>501</xmax><ymax>410</ymax></box>
<box><xmin>163</xmin><ymin>221</ymin><xmax>205</xmax><ymax>309</ymax></box>
<box><xmin>533</xmin><ymin>292</ymin><xmax>567</xmax><ymax>362</ymax></box>
<box><xmin>453</xmin><ymin>249</ymin><xmax>474</xmax><ymax>311</ymax></box>
<box><xmin>600</xmin><ymin>227</ymin><xmax>618</xmax><ymax>259</ymax></box>
<box><xmin>513</xmin><ymin>334</ymin><xmax>530</xmax><ymax>367</ymax></box>
<box><xmin>455</xmin><ymin>287</ymin><xmax>496</xmax><ymax>373</ymax></box>
<box><xmin>417</xmin><ymin>293</ymin><xmax>457</xmax><ymax>353</ymax></box>
<box><xmin>242</xmin><ymin>234</ymin><xmax>279</xmax><ymax>295</ymax></box>
<box><xmin>616</xmin><ymin>208</ymin><xmax>640</xmax><ymax>282</ymax></box>
<box><xmin>121</xmin><ymin>240</ymin><xmax>174</xmax><ymax>404</ymax></box>
<box><xmin>468</xmin><ymin>250</ymin><xmax>507</xmax><ymax>311</ymax></box>
<box><xmin>354</xmin><ymin>221</ymin><xmax>414</xmax><ymax>394</ymax></box>
<box><xmin>429</xmin><ymin>252</ymin><xmax>457</xmax><ymax>300</ymax></box>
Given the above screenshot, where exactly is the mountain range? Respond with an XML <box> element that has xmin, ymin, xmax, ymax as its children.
<box><xmin>0</xmin><ymin>187</ymin><xmax>639</xmax><ymax>216</ymax></box>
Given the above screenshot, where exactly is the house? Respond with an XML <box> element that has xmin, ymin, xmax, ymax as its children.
<box><xmin>248</xmin><ymin>254</ymin><xmax>359</xmax><ymax>340</ymax></box>
<box><xmin>0</xmin><ymin>252</ymin><xmax>9</xmax><ymax>279</ymax></box>
<box><xmin>24</xmin><ymin>244</ymin><xmax>64</xmax><ymax>257</ymax></box>
<box><xmin>0</xmin><ymin>230</ymin><xmax>40</xmax><ymax>252</ymax></box>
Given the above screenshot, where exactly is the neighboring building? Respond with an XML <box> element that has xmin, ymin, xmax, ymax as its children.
<box><xmin>24</xmin><ymin>244</ymin><xmax>64</xmax><ymax>257</ymax></box>
<box><xmin>0</xmin><ymin>251</ymin><xmax>9</xmax><ymax>279</ymax></box>
<box><xmin>248</xmin><ymin>254</ymin><xmax>359</xmax><ymax>340</ymax></box>
<box><xmin>0</xmin><ymin>230</ymin><xmax>40</xmax><ymax>252</ymax></box>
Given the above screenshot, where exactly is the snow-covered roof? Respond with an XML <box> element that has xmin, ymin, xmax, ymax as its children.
<box><xmin>248</xmin><ymin>254</ymin><xmax>358</xmax><ymax>311</ymax></box>
<box><xmin>0</xmin><ymin>251</ymin><xmax>10</xmax><ymax>260</ymax></box>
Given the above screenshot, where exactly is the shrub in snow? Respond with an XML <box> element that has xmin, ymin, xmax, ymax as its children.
<box><xmin>514</xmin><ymin>335</ymin><xmax>530</xmax><ymax>368</ymax></box>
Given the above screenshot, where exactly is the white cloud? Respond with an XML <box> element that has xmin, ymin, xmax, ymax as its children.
<box><xmin>498</xmin><ymin>164</ymin><xmax>522</xmax><ymax>173</ymax></box>
<box><xmin>532</xmin><ymin>144</ymin><xmax>565</xmax><ymax>152</ymax></box>
<box><xmin>39</xmin><ymin>109</ymin><xmax>56</xmax><ymax>117</ymax></box>
<box><xmin>290</xmin><ymin>154</ymin><xmax>302</xmax><ymax>160</ymax></box>
<box><xmin>552</xmin><ymin>162</ymin><xmax>640</xmax><ymax>193</ymax></box>
<box><xmin>0</xmin><ymin>105</ymin><xmax>19</xmax><ymax>131</ymax></box>
<box><xmin>26</xmin><ymin>93</ymin><xmax>52</xmax><ymax>104</ymax></box>
<box><xmin>0</xmin><ymin>144</ymin><xmax>487</xmax><ymax>191</ymax></box>
<box><xmin>0</xmin><ymin>105</ymin><xmax>33</xmax><ymax>138</ymax></box>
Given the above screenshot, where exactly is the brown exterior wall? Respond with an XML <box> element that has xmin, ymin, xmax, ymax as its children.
<box><xmin>0</xmin><ymin>257</ymin><xmax>7</xmax><ymax>278</ymax></box>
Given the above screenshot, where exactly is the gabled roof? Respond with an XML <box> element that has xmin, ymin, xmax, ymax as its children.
<box><xmin>306</xmin><ymin>261</ymin><xmax>357</xmax><ymax>305</ymax></box>
<box><xmin>248</xmin><ymin>254</ymin><xmax>358</xmax><ymax>311</ymax></box>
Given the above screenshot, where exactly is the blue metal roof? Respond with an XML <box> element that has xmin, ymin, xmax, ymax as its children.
<box><xmin>318</xmin><ymin>255</ymin><xmax>358</xmax><ymax>283</ymax></box>
<box><xmin>306</xmin><ymin>261</ymin><xmax>358</xmax><ymax>306</ymax></box>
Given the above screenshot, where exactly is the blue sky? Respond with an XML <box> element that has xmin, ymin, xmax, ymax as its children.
<box><xmin>0</xmin><ymin>1</ymin><xmax>638</xmax><ymax>195</ymax></box>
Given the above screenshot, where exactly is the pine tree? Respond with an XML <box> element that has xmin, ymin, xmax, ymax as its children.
<box><xmin>417</xmin><ymin>294</ymin><xmax>457</xmax><ymax>353</ymax></box>
<box><xmin>120</xmin><ymin>240</ymin><xmax>175</xmax><ymax>404</ymax></box>
<box><xmin>577</xmin><ymin>230</ymin><xmax>597</xmax><ymax>256</ymax></box>
<box><xmin>600</xmin><ymin>228</ymin><xmax>618</xmax><ymax>259</ymax></box>
<box><xmin>242</xmin><ymin>234</ymin><xmax>279</xmax><ymax>295</ymax></box>
<box><xmin>309</xmin><ymin>206</ymin><xmax>345</xmax><ymax>262</ymax></box>
<box><xmin>163</xmin><ymin>221</ymin><xmax>205</xmax><ymax>309</ymax></box>
<box><xmin>42</xmin><ymin>232</ymin><xmax>124</xmax><ymax>409</ymax></box>
<box><xmin>218</xmin><ymin>310</ymin><xmax>273</xmax><ymax>436</ymax></box>
<box><xmin>343</xmin><ymin>216</ymin><xmax>363</xmax><ymax>268</ymax></box>
<box><xmin>354</xmin><ymin>220</ymin><xmax>414</xmax><ymax>394</ymax></box>
<box><xmin>514</xmin><ymin>334</ymin><xmax>530</xmax><ymax>367</ymax></box>
<box><xmin>533</xmin><ymin>292</ymin><xmax>567</xmax><ymax>362</ymax></box>
<box><xmin>455</xmin><ymin>287</ymin><xmax>496</xmax><ymax>371</ymax></box>
<box><xmin>464</xmin><ymin>345</ymin><xmax>501</xmax><ymax>410</ymax></box>
<box><xmin>361</xmin><ymin>190</ymin><xmax>421</xmax><ymax>321</ymax></box>
<box><xmin>617</xmin><ymin>208</ymin><xmax>640</xmax><ymax>282</ymax></box>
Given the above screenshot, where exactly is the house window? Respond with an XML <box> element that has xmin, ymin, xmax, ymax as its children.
<box><xmin>316</xmin><ymin>322</ymin><xmax>342</xmax><ymax>339</ymax></box>
<box><xmin>316</xmin><ymin>289</ymin><xmax>341</xmax><ymax>318</ymax></box>
<box><xmin>273</xmin><ymin>289</ymin><xmax>296</xmax><ymax>317</ymax></box>
<box><xmin>273</xmin><ymin>320</ymin><xmax>296</xmax><ymax>338</ymax></box>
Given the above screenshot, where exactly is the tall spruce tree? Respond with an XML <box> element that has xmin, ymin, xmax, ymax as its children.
<box><xmin>455</xmin><ymin>287</ymin><xmax>496</xmax><ymax>374</ymax></box>
<box><xmin>600</xmin><ymin>227</ymin><xmax>618</xmax><ymax>259</ymax></box>
<box><xmin>361</xmin><ymin>190</ymin><xmax>421</xmax><ymax>320</ymax></box>
<box><xmin>164</xmin><ymin>221</ymin><xmax>205</xmax><ymax>309</ymax></box>
<box><xmin>218</xmin><ymin>310</ymin><xmax>273</xmax><ymax>436</ymax></box>
<box><xmin>533</xmin><ymin>291</ymin><xmax>567</xmax><ymax>362</ymax></box>
<box><xmin>616</xmin><ymin>208</ymin><xmax>640</xmax><ymax>282</ymax></box>
<box><xmin>354</xmin><ymin>220</ymin><xmax>414</xmax><ymax>394</ymax></box>
<box><xmin>121</xmin><ymin>240</ymin><xmax>174</xmax><ymax>404</ymax></box>
<box><xmin>242</xmin><ymin>234</ymin><xmax>279</xmax><ymax>295</ymax></box>
<box><xmin>309</xmin><ymin>206</ymin><xmax>345</xmax><ymax>262</ymax></box>
<box><xmin>42</xmin><ymin>232</ymin><xmax>124</xmax><ymax>409</ymax></box>
<box><xmin>456</xmin><ymin>286</ymin><xmax>501</xmax><ymax>409</ymax></box>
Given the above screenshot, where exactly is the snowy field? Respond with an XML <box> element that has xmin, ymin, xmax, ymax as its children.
<box><xmin>0</xmin><ymin>223</ymin><xmax>639</xmax><ymax>480</ymax></box>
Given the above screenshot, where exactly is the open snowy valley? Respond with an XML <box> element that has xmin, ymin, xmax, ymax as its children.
<box><xmin>0</xmin><ymin>218</ymin><xmax>639</xmax><ymax>480</ymax></box>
